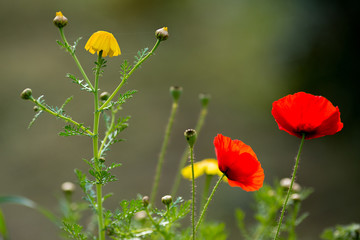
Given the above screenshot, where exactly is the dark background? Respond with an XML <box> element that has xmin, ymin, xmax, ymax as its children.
<box><xmin>0</xmin><ymin>0</ymin><xmax>359</xmax><ymax>239</ymax></box>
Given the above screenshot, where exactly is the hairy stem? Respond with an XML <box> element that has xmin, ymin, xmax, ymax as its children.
<box><xmin>190</xmin><ymin>146</ymin><xmax>196</xmax><ymax>240</ymax></box>
<box><xmin>273</xmin><ymin>134</ymin><xmax>305</xmax><ymax>240</ymax></box>
<box><xmin>195</xmin><ymin>174</ymin><xmax>225</xmax><ymax>234</ymax></box>
<box><xmin>150</xmin><ymin>101</ymin><xmax>179</xmax><ymax>205</ymax></box>
<box><xmin>171</xmin><ymin>106</ymin><xmax>208</xmax><ymax>197</ymax></box>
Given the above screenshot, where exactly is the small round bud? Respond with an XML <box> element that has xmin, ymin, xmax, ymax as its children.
<box><xmin>61</xmin><ymin>181</ymin><xmax>76</xmax><ymax>193</ymax></box>
<box><xmin>99</xmin><ymin>157</ymin><xmax>106</xmax><ymax>163</ymax></box>
<box><xmin>134</xmin><ymin>210</ymin><xmax>147</xmax><ymax>221</ymax></box>
<box><xmin>161</xmin><ymin>195</ymin><xmax>172</xmax><ymax>206</ymax></box>
<box><xmin>199</xmin><ymin>93</ymin><xmax>211</xmax><ymax>108</ymax></box>
<box><xmin>100</xmin><ymin>92</ymin><xmax>110</xmax><ymax>101</ymax></box>
<box><xmin>142</xmin><ymin>196</ymin><xmax>150</xmax><ymax>208</ymax></box>
<box><xmin>53</xmin><ymin>11</ymin><xmax>68</xmax><ymax>28</ymax></box>
<box><xmin>280</xmin><ymin>178</ymin><xmax>301</xmax><ymax>192</ymax></box>
<box><xmin>184</xmin><ymin>129</ymin><xmax>197</xmax><ymax>148</ymax></box>
<box><xmin>33</xmin><ymin>106</ymin><xmax>39</xmax><ymax>112</ymax></box>
<box><xmin>291</xmin><ymin>193</ymin><xmax>301</xmax><ymax>202</ymax></box>
<box><xmin>170</xmin><ymin>86</ymin><xmax>182</xmax><ymax>102</ymax></box>
<box><xmin>20</xmin><ymin>88</ymin><xmax>32</xmax><ymax>100</ymax></box>
<box><xmin>155</xmin><ymin>27</ymin><xmax>169</xmax><ymax>41</ymax></box>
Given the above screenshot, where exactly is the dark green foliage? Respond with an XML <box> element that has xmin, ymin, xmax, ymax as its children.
<box><xmin>198</xmin><ymin>222</ymin><xmax>228</xmax><ymax>240</ymax></box>
<box><xmin>321</xmin><ymin>223</ymin><xmax>360</xmax><ymax>240</ymax></box>
<box><xmin>101</xmin><ymin>90</ymin><xmax>137</xmax><ymax>111</ymax></box>
<box><xmin>235</xmin><ymin>181</ymin><xmax>312</xmax><ymax>240</ymax></box>
<box><xmin>62</xmin><ymin>221</ymin><xmax>88</xmax><ymax>240</ymax></box>
<box><xmin>59</xmin><ymin>124</ymin><xmax>92</xmax><ymax>137</ymax></box>
<box><xmin>134</xmin><ymin>48</ymin><xmax>149</xmax><ymax>66</ymax></box>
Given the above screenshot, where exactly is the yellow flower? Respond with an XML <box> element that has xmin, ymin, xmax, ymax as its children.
<box><xmin>85</xmin><ymin>31</ymin><xmax>121</xmax><ymax>57</ymax></box>
<box><xmin>181</xmin><ymin>158</ymin><xmax>223</xmax><ymax>180</ymax></box>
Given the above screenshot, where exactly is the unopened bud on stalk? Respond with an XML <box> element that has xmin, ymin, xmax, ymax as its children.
<box><xmin>99</xmin><ymin>157</ymin><xmax>105</xmax><ymax>163</ymax></box>
<box><xmin>280</xmin><ymin>178</ymin><xmax>301</xmax><ymax>192</ymax></box>
<box><xmin>53</xmin><ymin>11</ymin><xmax>68</xmax><ymax>28</ymax></box>
<box><xmin>161</xmin><ymin>195</ymin><xmax>172</xmax><ymax>206</ymax></box>
<box><xmin>20</xmin><ymin>88</ymin><xmax>32</xmax><ymax>100</ymax></box>
<box><xmin>291</xmin><ymin>193</ymin><xmax>301</xmax><ymax>202</ymax></box>
<box><xmin>199</xmin><ymin>93</ymin><xmax>211</xmax><ymax>108</ymax></box>
<box><xmin>170</xmin><ymin>86</ymin><xmax>182</xmax><ymax>102</ymax></box>
<box><xmin>184</xmin><ymin>129</ymin><xmax>197</xmax><ymax>148</ymax></box>
<box><xmin>61</xmin><ymin>181</ymin><xmax>76</xmax><ymax>194</ymax></box>
<box><xmin>142</xmin><ymin>196</ymin><xmax>150</xmax><ymax>207</ymax></box>
<box><xmin>33</xmin><ymin>106</ymin><xmax>39</xmax><ymax>112</ymax></box>
<box><xmin>155</xmin><ymin>27</ymin><xmax>169</xmax><ymax>41</ymax></box>
<box><xmin>100</xmin><ymin>92</ymin><xmax>110</xmax><ymax>101</ymax></box>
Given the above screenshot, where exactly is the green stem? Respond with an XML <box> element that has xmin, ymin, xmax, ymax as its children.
<box><xmin>200</xmin><ymin>175</ymin><xmax>213</xmax><ymax>212</ymax></box>
<box><xmin>30</xmin><ymin>97</ymin><xmax>93</xmax><ymax>136</ymax></box>
<box><xmin>99</xmin><ymin>39</ymin><xmax>161</xmax><ymax>111</ymax></box>
<box><xmin>273</xmin><ymin>134</ymin><xmax>305</xmax><ymax>240</ymax></box>
<box><xmin>93</xmin><ymin>52</ymin><xmax>105</xmax><ymax>240</ymax></box>
<box><xmin>171</xmin><ymin>107</ymin><xmax>208</xmax><ymax>197</ymax></box>
<box><xmin>58</xmin><ymin>28</ymin><xmax>94</xmax><ymax>91</ymax></box>
<box><xmin>190</xmin><ymin>146</ymin><xmax>196</xmax><ymax>240</ymax></box>
<box><xmin>150</xmin><ymin>101</ymin><xmax>179</xmax><ymax>205</ymax></box>
<box><xmin>195</xmin><ymin>174</ymin><xmax>225</xmax><ymax>234</ymax></box>
<box><xmin>144</xmin><ymin>207</ymin><xmax>168</xmax><ymax>239</ymax></box>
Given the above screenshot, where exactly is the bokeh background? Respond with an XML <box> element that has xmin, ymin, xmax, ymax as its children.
<box><xmin>1</xmin><ymin>0</ymin><xmax>359</xmax><ymax>239</ymax></box>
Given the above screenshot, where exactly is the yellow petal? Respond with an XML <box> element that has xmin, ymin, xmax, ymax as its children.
<box><xmin>84</xmin><ymin>31</ymin><xmax>121</xmax><ymax>57</ymax></box>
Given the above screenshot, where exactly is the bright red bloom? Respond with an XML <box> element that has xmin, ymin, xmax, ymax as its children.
<box><xmin>272</xmin><ymin>92</ymin><xmax>343</xmax><ymax>140</ymax></box>
<box><xmin>213</xmin><ymin>134</ymin><xmax>264</xmax><ymax>191</ymax></box>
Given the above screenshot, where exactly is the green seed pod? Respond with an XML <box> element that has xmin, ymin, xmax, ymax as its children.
<box><xmin>199</xmin><ymin>93</ymin><xmax>211</xmax><ymax>108</ymax></box>
<box><xmin>170</xmin><ymin>86</ymin><xmax>183</xmax><ymax>102</ymax></box>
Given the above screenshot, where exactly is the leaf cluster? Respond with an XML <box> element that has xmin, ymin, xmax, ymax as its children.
<box><xmin>321</xmin><ymin>223</ymin><xmax>360</xmax><ymax>240</ymax></box>
<box><xmin>236</xmin><ymin>181</ymin><xmax>312</xmax><ymax>240</ymax></box>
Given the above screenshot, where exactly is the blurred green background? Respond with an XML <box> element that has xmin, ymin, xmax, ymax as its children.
<box><xmin>0</xmin><ymin>0</ymin><xmax>359</xmax><ymax>239</ymax></box>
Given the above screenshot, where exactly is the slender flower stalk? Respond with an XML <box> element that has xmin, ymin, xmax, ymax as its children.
<box><xmin>29</xmin><ymin>97</ymin><xmax>93</xmax><ymax>136</ymax></box>
<box><xmin>273</xmin><ymin>133</ymin><xmax>305</xmax><ymax>240</ymax></box>
<box><xmin>195</xmin><ymin>174</ymin><xmax>225</xmax><ymax>233</ymax></box>
<box><xmin>190</xmin><ymin>146</ymin><xmax>196</xmax><ymax>240</ymax></box>
<box><xmin>58</xmin><ymin>28</ymin><xmax>94</xmax><ymax>91</ymax></box>
<box><xmin>93</xmin><ymin>51</ymin><xmax>105</xmax><ymax>240</ymax></box>
<box><xmin>150</xmin><ymin>88</ymin><xmax>181</xmax><ymax>205</ymax></box>
<box><xmin>171</xmin><ymin>96</ymin><xmax>209</xmax><ymax>196</ymax></box>
<box><xmin>99</xmin><ymin>40</ymin><xmax>161</xmax><ymax>111</ymax></box>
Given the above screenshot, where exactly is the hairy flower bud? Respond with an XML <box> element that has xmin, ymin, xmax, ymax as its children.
<box><xmin>155</xmin><ymin>27</ymin><xmax>169</xmax><ymax>41</ymax></box>
<box><xmin>20</xmin><ymin>88</ymin><xmax>32</xmax><ymax>100</ymax></box>
<box><xmin>199</xmin><ymin>93</ymin><xmax>210</xmax><ymax>108</ymax></box>
<box><xmin>142</xmin><ymin>196</ymin><xmax>150</xmax><ymax>207</ymax></box>
<box><xmin>161</xmin><ymin>195</ymin><xmax>172</xmax><ymax>206</ymax></box>
<box><xmin>99</xmin><ymin>157</ymin><xmax>105</xmax><ymax>163</ymax></box>
<box><xmin>53</xmin><ymin>11</ymin><xmax>68</xmax><ymax>28</ymax></box>
<box><xmin>291</xmin><ymin>193</ymin><xmax>301</xmax><ymax>202</ymax></box>
<box><xmin>33</xmin><ymin>106</ymin><xmax>39</xmax><ymax>112</ymax></box>
<box><xmin>100</xmin><ymin>92</ymin><xmax>110</xmax><ymax>101</ymax></box>
<box><xmin>184</xmin><ymin>129</ymin><xmax>197</xmax><ymax>148</ymax></box>
<box><xmin>170</xmin><ymin>86</ymin><xmax>182</xmax><ymax>102</ymax></box>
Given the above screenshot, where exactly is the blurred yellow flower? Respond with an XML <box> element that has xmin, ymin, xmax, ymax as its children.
<box><xmin>85</xmin><ymin>31</ymin><xmax>121</xmax><ymax>57</ymax></box>
<box><xmin>181</xmin><ymin>158</ymin><xmax>223</xmax><ymax>180</ymax></box>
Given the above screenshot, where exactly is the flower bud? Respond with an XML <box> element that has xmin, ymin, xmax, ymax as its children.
<box><xmin>184</xmin><ymin>129</ymin><xmax>197</xmax><ymax>148</ymax></box>
<box><xmin>33</xmin><ymin>106</ymin><xmax>39</xmax><ymax>112</ymax></box>
<box><xmin>142</xmin><ymin>196</ymin><xmax>150</xmax><ymax>208</ymax></box>
<box><xmin>20</xmin><ymin>88</ymin><xmax>32</xmax><ymax>100</ymax></box>
<box><xmin>170</xmin><ymin>86</ymin><xmax>182</xmax><ymax>102</ymax></box>
<box><xmin>199</xmin><ymin>93</ymin><xmax>211</xmax><ymax>108</ymax></box>
<box><xmin>134</xmin><ymin>210</ymin><xmax>147</xmax><ymax>221</ymax></box>
<box><xmin>53</xmin><ymin>11</ymin><xmax>68</xmax><ymax>28</ymax></box>
<box><xmin>61</xmin><ymin>181</ymin><xmax>76</xmax><ymax>193</ymax></box>
<box><xmin>99</xmin><ymin>157</ymin><xmax>106</xmax><ymax>163</ymax></box>
<box><xmin>291</xmin><ymin>193</ymin><xmax>301</xmax><ymax>202</ymax></box>
<box><xmin>155</xmin><ymin>27</ymin><xmax>169</xmax><ymax>41</ymax></box>
<box><xmin>280</xmin><ymin>178</ymin><xmax>301</xmax><ymax>192</ymax></box>
<box><xmin>100</xmin><ymin>92</ymin><xmax>110</xmax><ymax>101</ymax></box>
<box><xmin>161</xmin><ymin>195</ymin><xmax>172</xmax><ymax>206</ymax></box>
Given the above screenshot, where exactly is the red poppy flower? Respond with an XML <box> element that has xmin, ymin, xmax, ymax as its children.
<box><xmin>272</xmin><ymin>92</ymin><xmax>343</xmax><ymax>140</ymax></box>
<box><xmin>213</xmin><ymin>134</ymin><xmax>264</xmax><ymax>191</ymax></box>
